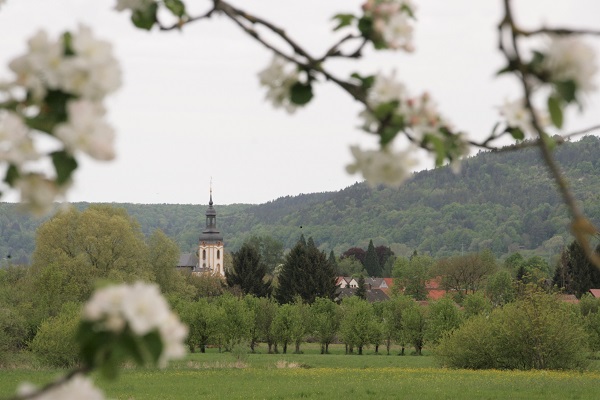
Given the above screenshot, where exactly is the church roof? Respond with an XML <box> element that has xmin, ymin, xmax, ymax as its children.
<box><xmin>177</xmin><ymin>252</ymin><xmax>198</xmax><ymax>267</ymax></box>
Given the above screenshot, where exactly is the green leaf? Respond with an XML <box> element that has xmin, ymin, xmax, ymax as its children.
<box><xmin>350</xmin><ymin>73</ymin><xmax>375</xmax><ymax>91</ymax></box>
<box><xmin>132</xmin><ymin>2</ymin><xmax>158</xmax><ymax>30</ymax></box>
<box><xmin>496</xmin><ymin>63</ymin><xmax>514</xmax><ymax>76</ymax></box>
<box><xmin>332</xmin><ymin>13</ymin><xmax>355</xmax><ymax>31</ymax></box>
<box><xmin>62</xmin><ymin>32</ymin><xmax>75</xmax><ymax>56</ymax></box>
<box><xmin>143</xmin><ymin>331</ymin><xmax>164</xmax><ymax>364</ymax></box>
<box><xmin>380</xmin><ymin>125</ymin><xmax>401</xmax><ymax>147</ymax></box>
<box><xmin>164</xmin><ymin>0</ymin><xmax>186</xmax><ymax>18</ymax></box>
<box><xmin>507</xmin><ymin>127</ymin><xmax>525</xmax><ymax>141</ymax></box>
<box><xmin>422</xmin><ymin>134</ymin><xmax>446</xmax><ymax>167</ymax></box>
<box><xmin>121</xmin><ymin>334</ymin><xmax>146</xmax><ymax>365</ymax></box>
<box><xmin>51</xmin><ymin>151</ymin><xmax>78</xmax><ymax>185</ymax></box>
<box><xmin>43</xmin><ymin>89</ymin><xmax>72</xmax><ymax>124</ymax></box>
<box><xmin>373</xmin><ymin>101</ymin><xmax>398</xmax><ymax>121</ymax></box>
<box><xmin>357</xmin><ymin>16</ymin><xmax>373</xmax><ymax>38</ymax></box>
<box><xmin>541</xmin><ymin>133</ymin><xmax>557</xmax><ymax>151</ymax></box>
<box><xmin>401</xmin><ymin>4</ymin><xmax>416</xmax><ymax>19</ymax></box>
<box><xmin>4</xmin><ymin>164</ymin><xmax>19</xmax><ymax>186</ymax></box>
<box><xmin>555</xmin><ymin>80</ymin><xmax>577</xmax><ymax>104</ymax></box>
<box><xmin>547</xmin><ymin>96</ymin><xmax>563</xmax><ymax>129</ymax></box>
<box><xmin>290</xmin><ymin>82</ymin><xmax>313</xmax><ymax>105</ymax></box>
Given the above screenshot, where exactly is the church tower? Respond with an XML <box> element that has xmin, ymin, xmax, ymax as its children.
<box><xmin>198</xmin><ymin>188</ymin><xmax>224</xmax><ymax>276</ymax></box>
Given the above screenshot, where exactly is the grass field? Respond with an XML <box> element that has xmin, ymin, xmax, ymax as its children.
<box><xmin>2</xmin><ymin>344</ymin><xmax>600</xmax><ymax>399</ymax></box>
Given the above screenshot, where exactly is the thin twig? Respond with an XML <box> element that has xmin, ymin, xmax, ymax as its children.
<box><xmin>158</xmin><ymin>7</ymin><xmax>217</xmax><ymax>31</ymax></box>
<box><xmin>520</xmin><ymin>27</ymin><xmax>600</xmax><ymax>37</ymax></box>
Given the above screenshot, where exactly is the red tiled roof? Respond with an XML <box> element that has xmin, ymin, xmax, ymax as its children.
<box><xmin>558</xmin><ymin>294</ymin><xmax>579</xmax><ymax>304</ymax></box>
<box><xmin>427</xmin><ymin>289</ymin><xmax>447</xmax><ymax>300</ymax></box>
<box><xmin>425</xmin><ymin>276</ymin><xmax>442</xmax><ymax>290</ymax></box>
<box><xmin>589</xmin><ymin>289</ymin><xmax>600</xmax><ymax>298</ymax></box>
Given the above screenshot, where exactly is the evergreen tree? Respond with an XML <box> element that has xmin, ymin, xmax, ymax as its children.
<box><xmin>275</xmin><ymin>236</ymin><xmax>336</xmax><ymax>304</ymax></box>
<box><xmin>553</xmin><ymin>241</ymin><xmax>600</xmax><ymax>298</ymax></box>
<box><xmin>355</xmin><ymin>275</ymin><xmax>367</xmax><ymax>300</ymax></box>
<box><xmin>328</xmin><ymin>250</ymin><xmax>338</xmax><ymax>274</ymax></box>
<box><xmin>226</xmin><ymin>242</ymin><xmax>272</xmax><ymax>297</ymax></box>
<box><xmin>306</xmin><ymin>238</ymin><xmax>337</xmax><ymax>302</ymax></box>
<box><xmin>364</xmin><ymin>239</ymin><xmax>381</xmax><ymax>277</ymax></box>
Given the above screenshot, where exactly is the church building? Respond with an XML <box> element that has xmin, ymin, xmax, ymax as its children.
<box><xmin>177</xmin><ymin>190</ymin><xmax>225</xmax><ymax>277</ymax></box>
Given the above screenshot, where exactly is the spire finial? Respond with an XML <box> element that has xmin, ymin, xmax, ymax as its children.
<box><xmin>209</xmin><ymin>177</ymin><xmax>213</xmax><ymax>206</ymax></box>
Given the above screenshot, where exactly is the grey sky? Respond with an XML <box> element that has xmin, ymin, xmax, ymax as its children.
<box><xmin>1</xmin><ymin>0</ymin><xmax>599</xmax><ymax>205</ymax></box>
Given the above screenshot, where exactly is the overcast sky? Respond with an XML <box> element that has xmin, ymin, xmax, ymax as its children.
<box><xmin>1</xmin><ymin>0</ymin><xmax>599</xmax><ymax>205</ymax></box>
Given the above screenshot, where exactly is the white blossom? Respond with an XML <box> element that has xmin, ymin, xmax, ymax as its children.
<box><xmin>115</xmin><ymin>0</ymin><xmax>154</xmax><ymax>12</ymax></box>
<box><xmin>0</xmin><ymin>111</ymin><xmax>38</xmax><ymax>168</ymax></box>
<box><xmin>121</xmin><ymin>282</ymin><xmax>171</xmax><ymax>336</ymax></box>
<box><xmin>368</xmin><ymin>70</ymin><xmax>407</xmax><ymax>106</ymax></box>
<box><xmin>8</xmin><ymin>30</ymin><xmax>63</xmax><ymax>100</ymax></box>
<box><xmin>363</xmin><ymin>0</ymin><xmax>416</xmax><ymax>51</ymax></box>
<box><xmin>542</xmin><ymin>36</ymin><xmax>598</xmax><ymax>95</ymax></box>
<box><xmin>9</xmin><ymin>26</ymin><xmax>121</xmax><ymax>101</ymax></box>
<box><xmin>499</xmin><ymin>98</ymin><xmax>549</xmax><ymax>136</ymax></box>
<box><xmin>16</xmin><ymin>174</ymin><xmax>66</xmax><ymax>216</ymax></box>
<box><xmin>346</xmin><ymin>145</ymin><xmax>418</xmax><ymax>187</ymax></box>
<box><xmin>359</xmin><ymin>70</ymin><xmax>407</xmax><ymax>131</ymax></box>
<box><xmin>83</xmin><ymin>282</ymin><xmax>188</xmax><ymax>366</ymax></box>
<box><xmin>54</xmin><ymin>100</ymin><xmax>116</xmax><ymax>161</ymax></box>
<box><xmin>380</xmin><ymin>11</ymin><xmax>414</xmax><ymax>51</ymax></box>
<box><xmin>63</xmin><ymin>25</ymin><xmax>121</xmax><ymax>100</ymax></box>
<box><xmin>258</xmin><ymin>56</ymin><xmax>299</xmax><ymax>114</ymax></box>
<box><xmin>18</xmin><ymin>375</ymin><xmax>104</xmax><ymax>400</ymax></box>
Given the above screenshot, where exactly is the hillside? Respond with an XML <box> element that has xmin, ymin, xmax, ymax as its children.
<box><xmin>2</xmin><ymin>136</ymin><xmax>600</xmax><ymax>264</ymax></box>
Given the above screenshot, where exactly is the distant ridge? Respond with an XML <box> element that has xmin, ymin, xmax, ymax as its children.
<box><xmin>2</xmin><ymin>136</ymin><xmax>600</xmax><ymax>264</ymax></box>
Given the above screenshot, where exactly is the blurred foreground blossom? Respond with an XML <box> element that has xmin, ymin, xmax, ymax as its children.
<box><xmin>346</xmin><ymin>145</ymin><xmax>418</xmax><ymax>187</ymax></box>
<box><xmin>18</xmin><ymin>375</ymin><xmax>105</xmax><ymax>400</ymax></box>
<box><xmin>83</xmin><ymin>281</ymin><xmax>188</xmax><ymax>367</ymax></box>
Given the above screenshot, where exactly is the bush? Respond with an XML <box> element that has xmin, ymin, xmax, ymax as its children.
<box><xmin>436</xmin><ymin>290</ymin><xmax>589</xmax><ymax>370</ymax></box>
<box><xmin>29</xmin><ymin>302</ymin><xmax>81</xmax><ymax>367</ymax></box>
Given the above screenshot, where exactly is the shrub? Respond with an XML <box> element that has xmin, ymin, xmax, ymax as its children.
<box><xmin>436</xmin><ymin>290</ymin><xmax>589</xmax><ymax>370</ymax></box>
<box><xmin>29</xmin><ymin>302</ymin><xmax>81</xmax><ymax>367</ymax></box>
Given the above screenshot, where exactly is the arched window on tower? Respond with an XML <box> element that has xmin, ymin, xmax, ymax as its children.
<box><xmin>217</xmin><ymin>250</ymin><xmax>220</xmax><ymax>259</ymax></box>
<box><xmin>202</xmin><ymin>250</ymin><xmax>206</xmax><ymax>260</ymax></box>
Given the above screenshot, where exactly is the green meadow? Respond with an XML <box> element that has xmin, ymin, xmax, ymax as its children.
<box><xmin>2</xmin><ymin>345</ymin><xmax>600</xmax><ymax>400</ymax></box>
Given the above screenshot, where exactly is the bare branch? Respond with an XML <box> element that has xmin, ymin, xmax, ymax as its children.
<box><xmin>158</xmin><ymin>7</ymin><xmax>217</xmax><ymax>31</ymax></box>
<box><xmin>520</xmin><ymin>27</ymin><xmax>600</xmax><ymax>37</ymax></box>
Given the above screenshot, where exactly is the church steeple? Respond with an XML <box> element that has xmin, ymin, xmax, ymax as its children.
<box><xmin>197</xmin><ymin>184</ymin><xmax>224</xmax><ymax>277</ymax></box>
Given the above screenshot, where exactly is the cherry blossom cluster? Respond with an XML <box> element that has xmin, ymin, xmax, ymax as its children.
<box><xmin>360</xmin><ymin>71</ymin><xmax>452</xmax><ymax>139</ymax></box>
<box><xmin>1</xmin><ymin>25</ymin><xmax>121</xmax><ymax>214</ymax></box>
<box><xmin>258</xmin><ymin>56</ymin><xmax>301</xmax><ymax>114</ymax></box>
<box><xmin>349</xmin><ymin>70</ymin><xmax>466</xmax><ymax>186</ymax></box>
<box><xmin>18</xmin><ymin>376</ymin><xmax>105</xmax><ymax>400</ymax></box>
<box><xmin>362</xmin><ymin>0</ymin><xmax>416</xmax><ymax>51</ymax></box>
<box><xmin>83</xmin><ymin>281</ymin><xmax>188</xmax><ymax>367</ymax></box>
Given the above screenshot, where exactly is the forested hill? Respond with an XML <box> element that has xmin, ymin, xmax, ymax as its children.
<box><xmin>3</xmin><ymin>136</ymin><xmax>600</xmax><ymax>264</ymax></box>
